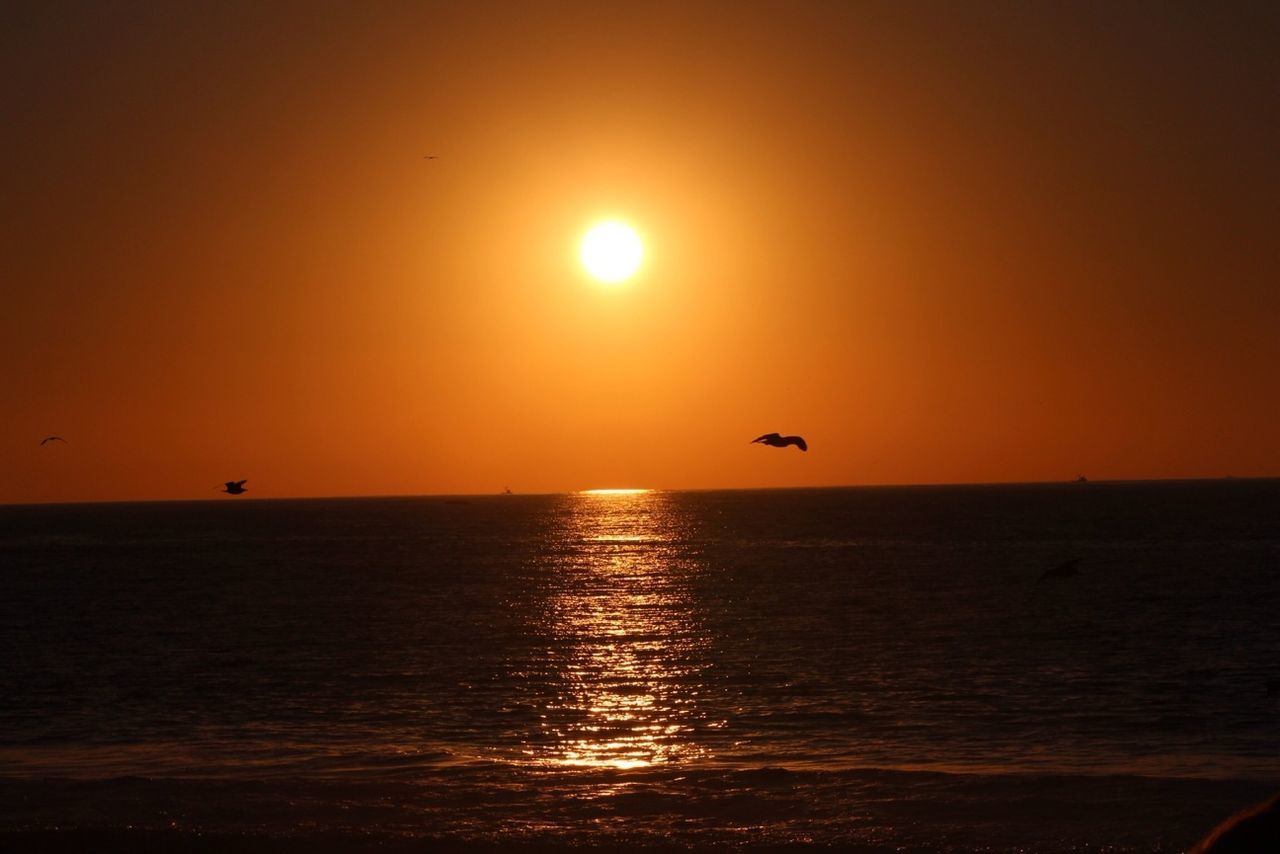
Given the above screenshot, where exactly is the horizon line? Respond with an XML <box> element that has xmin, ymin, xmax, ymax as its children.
<box><xmin>3</xmin><ymin>474</ymin><xmax>1277</xmax><ymax>509</ymax></box>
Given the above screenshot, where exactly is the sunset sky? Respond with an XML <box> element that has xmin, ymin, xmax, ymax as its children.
<box><xmin>4</xmin><ymin>1</ymin><xmax>1277</xmax><ymax>503</ymax></box>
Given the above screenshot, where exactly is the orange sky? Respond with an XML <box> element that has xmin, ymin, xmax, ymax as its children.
<box><xmin>4</xmin><ymin>1</ymin><xmax>1277</xmax><ymax>503</ymax></box>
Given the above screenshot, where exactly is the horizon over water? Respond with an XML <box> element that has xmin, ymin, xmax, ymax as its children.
<box><xmin>2</xmin><ymin>480</ymin><xmax>1277</xmax><ymax>850</ymax></box>
<box><xmin>6</xmin><ymin>474</ymin><xmax>1280</xmax><ymax>509</ymax></box>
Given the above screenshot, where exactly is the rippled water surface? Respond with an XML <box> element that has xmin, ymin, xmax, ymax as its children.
<box><xmin>2</xmin><ymin>482</ymin><xmax>1278</xmax><ymax>849</ymax></box>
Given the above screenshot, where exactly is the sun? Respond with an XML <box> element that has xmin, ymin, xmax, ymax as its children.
<box><xmin>580</xmin><ymin>221</ymin><xmax>643</xmax><ymax>284</ymax></box>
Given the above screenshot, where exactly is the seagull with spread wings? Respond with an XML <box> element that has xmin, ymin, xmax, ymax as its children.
<box><xmin>750</xmin><ymin>432</ymin><xmax>808</xmax><ymax>452</ymax></box>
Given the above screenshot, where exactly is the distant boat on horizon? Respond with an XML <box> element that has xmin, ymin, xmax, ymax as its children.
<box><xmin>1073</xmin><ymin>474</ymin><xmax>1088</xmax><ymax>483</ymax></box>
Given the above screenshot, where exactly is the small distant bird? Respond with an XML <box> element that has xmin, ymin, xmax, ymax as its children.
<box><xmin>221</xmin><ymin>480</ymin><xmax>247</xmax><ymax>495</ymax></box>
<box><xmin>751</xmin><ymin>432</ymin><xmax>808</xmax><ymax>452</ymax></box>
<box><xmin>423</xmin><ymin>155</ymin><xmax>439</xmax><ymax>160</ymax></box>
<box><xmin>1038</xmin><ymin>558</ymin><xmax>1081</xmax><ymax>581</ymax></box>
<box><xmin>40</xmin><ymin>435</ymin><xmax>67</xmax><ymax>445</ymax></box>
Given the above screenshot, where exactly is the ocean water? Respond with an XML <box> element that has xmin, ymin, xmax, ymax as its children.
<box><xmin>1</xmin><ymin>481</ymin><xmax>1277</xmax><ymax>851</ymax></box>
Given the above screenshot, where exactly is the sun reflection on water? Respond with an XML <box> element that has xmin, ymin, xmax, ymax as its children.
<box><xmin>516</xmin><ymin>489</ymin><xmax>714</xmax><ymax>770</ymax></box>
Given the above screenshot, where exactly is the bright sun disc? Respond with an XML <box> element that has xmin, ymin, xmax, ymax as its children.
<box><xmin>581</xmin><ymin>221</ymin><xmax>643</xmax><ymax>283</ymax></box>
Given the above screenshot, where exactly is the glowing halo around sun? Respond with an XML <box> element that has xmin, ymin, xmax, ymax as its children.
<box><xmin>580</xmin><ymin>221</ymin><xmax>643</xmax><ymax>284</ymax></box>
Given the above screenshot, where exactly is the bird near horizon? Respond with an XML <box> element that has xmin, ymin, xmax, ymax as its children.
<box><xmin>39</xmin><ymin>435</ymin><xmax>66</xmax><ymax>445</ymax></box>
<box><xmin>751</xmin><ymin>432</ymin><xmax>808</xmax><ymax>452</ymax></box>
<box><xmin>221</xmin><ymin>480</ymin><xmax>247</xmax><ymax>495</ymax></box>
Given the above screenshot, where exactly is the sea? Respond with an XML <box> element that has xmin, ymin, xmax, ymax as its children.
<box><xmin>1</xmin><ymin>481</ymin><xmax>1277</xmax><ymax>852</ymax></box>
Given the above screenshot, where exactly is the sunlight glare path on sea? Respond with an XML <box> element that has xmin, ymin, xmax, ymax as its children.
<box><xmin>516</xmin><ymin>490</ymin><xmax>716</xmax><ymax>770</ymax></box>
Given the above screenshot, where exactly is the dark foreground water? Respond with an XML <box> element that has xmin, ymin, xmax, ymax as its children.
<box><xmin>1</xmin><ymin>481</ymin><xmax>1277</xmax><ymax>851</ymax></box>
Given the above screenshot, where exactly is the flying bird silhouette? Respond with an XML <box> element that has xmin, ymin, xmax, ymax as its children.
<box><xmin>423</xmin><ymin>155</ymin><xmax>439</xmax><ymax>160</ymax></box>
<box><xmin>1038</xmin><ymin>558</ymin><xmax>1081</xmax><ymax>581</ymax></box>
<box><xmin>40</xmin><ymin>436</ymin><xmax>67</xmax><ymax>445</ymax></box>
<box><xmin>221</xmin><ymin>480</ymin><xmax>248</xmax><ymax>495</ymax></box>
<box><xmin>751</xmin><ymin>432</ymin><xmax>808</xmax><ymax>451</ymax></box>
